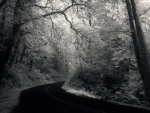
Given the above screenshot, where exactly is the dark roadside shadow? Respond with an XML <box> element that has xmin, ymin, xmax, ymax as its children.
<box><xmin>9</xmin><ymin>84</ymin><xmax>82</xmax><ymax>113</ymax></box>
<box><xmin>10</xmin><ymin>83</ymin><xmax>150</xmax><ymax>113</ymax></box>
<box><xmin>10</xmin><ymin>89</ymin><xmax>62</xmax><ymax>113</ymax></box>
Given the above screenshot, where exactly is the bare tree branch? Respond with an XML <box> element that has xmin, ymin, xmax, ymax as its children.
<box><xmin>61</xmin><ymin>12</ymin><xmax>88</xmax><ymax>39</ymax></box>
<box><xmin>21</xmin><ymin>3</ymin><xmax>89</xmax><ymax>25</ymax></box>
<box><xmin>139</xmin><ymin>7</ymin><xmax>150</xmax><ymax>17</ymax></box>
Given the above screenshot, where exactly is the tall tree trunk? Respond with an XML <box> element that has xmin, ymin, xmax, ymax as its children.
<box><xmin>0</xmin><ymin>0</ymin><xmax>22</xmax><ymax>85</ymax></box>
<box><xmin>19</xmin><ymin>45</ymin><xmax>26</xmax><ymax>63</ymax></box>
<box><xmin>125</xmin><ymin>0</ymin><xmax>150</xmax><ymax>105</ymax></box>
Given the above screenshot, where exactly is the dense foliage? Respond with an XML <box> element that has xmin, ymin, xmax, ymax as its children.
<box><xmin>0</xmin><ymin>0</ymin><xmax>150</xmax><ymax>109</ymax></box>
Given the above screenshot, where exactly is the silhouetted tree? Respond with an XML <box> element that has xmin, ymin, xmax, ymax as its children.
<box><xmin>125</xmin><ymin>0</ymin><xmax>150</xmax><ymax>105</ymax></box>
<box><xmin>0</xmin><ymin>0</ymin><xmax>22</xmax><ymax>84</ymax></box>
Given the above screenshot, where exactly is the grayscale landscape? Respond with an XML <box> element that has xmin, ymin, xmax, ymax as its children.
<box><xmin>0</xmin><ymin>0</ymin><xmax>150</xmax><ymax>113</ymax></box>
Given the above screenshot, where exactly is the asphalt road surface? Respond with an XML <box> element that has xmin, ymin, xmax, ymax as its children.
<box><xmin>11</xmin><ymin>82</ymin><xmax>150</xmax><ymax>113</ymax></box>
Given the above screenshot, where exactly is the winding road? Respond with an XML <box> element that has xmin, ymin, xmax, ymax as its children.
<box><xmin>11</xmin><ymin>82</ymin><xmax>150</xmax><ymax>113</ymax></box>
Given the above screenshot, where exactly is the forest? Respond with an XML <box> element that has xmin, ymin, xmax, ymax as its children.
<box><xmin>0</xmin><ymin>0</ymin><xmax>150</xmax><ymax>113</ymax></box>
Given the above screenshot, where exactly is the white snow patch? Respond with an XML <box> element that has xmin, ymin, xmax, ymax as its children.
<box><xmin>64</xmin><ymin>87</ymin><xmax>97</xmax><ymax>98</ymax></box>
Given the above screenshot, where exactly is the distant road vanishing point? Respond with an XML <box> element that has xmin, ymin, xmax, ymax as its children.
<box><xmin>11</xmin><ymin>82</ymin><xmax>150</xmax><ymax>113</ymax></box>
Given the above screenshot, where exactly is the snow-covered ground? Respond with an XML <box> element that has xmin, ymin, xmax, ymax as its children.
<box><xmin>64</xmin><ymin>87</ymin><xmax>97</xmax><ymax>99</ymax></box>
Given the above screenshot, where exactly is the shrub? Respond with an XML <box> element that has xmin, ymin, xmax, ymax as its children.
<box><xmin>67</xmin><ymin>67</ymin><xmax>103</xmax><ymax>91</ymax></box>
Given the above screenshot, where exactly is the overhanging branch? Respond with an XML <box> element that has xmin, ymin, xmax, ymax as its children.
<box><xmin>21</xmin><ymin>3</ymin><xmax>89</xmax><ymax>25</ymax></box>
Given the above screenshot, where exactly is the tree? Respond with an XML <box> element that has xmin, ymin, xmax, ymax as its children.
<box><xmin>0</xmin><ymin>0</ymin><xmax>90</xmax><ymax>85</ymax></box>
<box><xmin>125</xmin><ymin>0</ymin><xmax>150</xmax><ymax>105</ymax></box>
<box><xmin>0</xmin><ymin>0</ymin><xmax>22</xmax><ymax>84</ymax></box>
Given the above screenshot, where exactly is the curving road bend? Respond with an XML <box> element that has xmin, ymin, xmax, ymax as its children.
<box><xmin>11</xmin><ymin>82</ymin><xmax>150</xmax><ymax>113</ymax></box>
